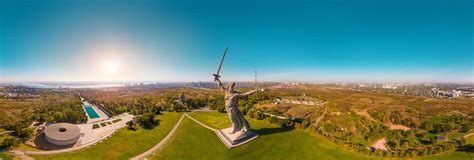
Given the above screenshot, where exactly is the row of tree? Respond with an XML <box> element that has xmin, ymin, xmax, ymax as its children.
<box><xmin>32</xmin><ymin>100</ymin><xmax>87</xmax><ymax>124</ymax></box>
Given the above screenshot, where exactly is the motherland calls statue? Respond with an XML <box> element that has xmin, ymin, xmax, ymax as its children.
<box><xmin>212</xmin><ymin>47</ymin><xmax>260</xmax><ymax>148</ymax></box>
<box><xmin>213</xmin><ymin>76</ymin><xmax>261</xmax><ymax>147</ymax></box>
<box><xmin>214</xmin><ymin>77</ymin><xmax>261</xmax><ymax>135</ymax></box>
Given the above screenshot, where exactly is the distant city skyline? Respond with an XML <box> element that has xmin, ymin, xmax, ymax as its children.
<box><xmin>1</xmin><ymin>0</ymin><xmax>472</xmax><ymax>83</ymax></box>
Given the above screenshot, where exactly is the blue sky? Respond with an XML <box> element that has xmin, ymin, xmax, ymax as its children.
<box><xmin>0</xmin><ymin>0</ymin><xmax>472</xmax><ymax>83</ymax></box>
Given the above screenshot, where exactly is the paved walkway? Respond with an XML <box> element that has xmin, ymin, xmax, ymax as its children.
<box><xmin>0</xmin><ymin>131</ymin><xmax>14</xmax><ymax>135</ymax></box>
<box><xmin>184</xmin><ymin>114</ymin><xmax>217</xmax><ymax>132</ymax></box>
<box><xmin>9</xmin><ymin>150</ymin><xmax>34</xmax><ymax>160</ymax></box>
<box><xmin>464</xmin><ymin>133</ymin><xmax>474</xmax><ymax>139</ymax></box>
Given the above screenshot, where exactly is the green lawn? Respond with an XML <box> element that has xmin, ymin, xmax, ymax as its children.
<box><xmin>15</xmin><ymin>143</ymin><xmax>44</xmax><ymax>151</ymax></box>
<box><xmin>421</xmin><ymin>150</ymin><xmax>474</xmax><ymax>160</ymax></box>
<box><xmin>92</xmin><ymin>124</ymin><xmax>100</xmax><ymax>129</ymax></box>
<box><xmin>32</xmin><ymin>112</ymin><xmax>183</xmax><ymax>160</ymax></box>
<box><xmin>466</xmin><ymin>136</ymin><xmax>474</xmax><ymax>144</ymax></box>
<box><xmin>112</xmin><ymin>119</ymin><xmax>122</xmax><ymax>123</ymax></box>
<box><xmin>188</xmin><ymin>111</ymin><xmax>231</xmax><ymax>129</ymax></box>
<box><xmin>0</xmin><ymin>134</ymin><xmax>42</xmax><ymax>152</ymax></box>
<box><xmin>0</xmin><ymin>152</ymin><xmax>13</xmax><ymax>160</ymax></box>
<box><xmin>152</xmin><ymin>112</ymin><xmax>380</xmax><ymax>160</ymax></box>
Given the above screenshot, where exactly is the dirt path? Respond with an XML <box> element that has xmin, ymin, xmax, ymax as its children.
<box><xmin>313</xmin><ymin>107</ymin><xmax>327</xmax><ymax>127</ymax></box>
<box><xmin>353</xmin><ymin>108</ymin><xmax>375</xmax><ymax>121</ymax></box>
<box><xmin>371</xmin><ymin>137</ymin><xmax>387</xmax><ymax>151</ymax></box>
<box><xmin>385</xmin><ymin>122</ymin><xmax>411</xmax><ymax>131</ymax></box>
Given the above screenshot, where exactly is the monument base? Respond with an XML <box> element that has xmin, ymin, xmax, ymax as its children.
<box><xmin>215</xmin><ymin>127</ymin><xmax>259</xmax><ymax>148</ymax></box>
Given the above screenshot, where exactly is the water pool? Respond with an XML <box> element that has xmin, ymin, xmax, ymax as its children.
<box><xmin>85</xmin><ymin>106</ymin><xmax>100</xmax><ymax>119</ymax></box>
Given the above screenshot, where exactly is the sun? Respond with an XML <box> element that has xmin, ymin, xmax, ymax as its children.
<box><xmin>104</xmin><ymin>59</ymin><xmax>120</xmax><ymax>74</ymax></box>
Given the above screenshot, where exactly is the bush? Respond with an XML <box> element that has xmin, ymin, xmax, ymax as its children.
<box><xmin>15</xmin><ymin>127</ymin><xmax>34</xmax><ymax>139</ymax></box>
<box><xmin>126</xmin><ymin>119</ymin><xmax>138</xmax><ymax>131</ymax></box>
<box><xmin>92</xmin><ymin>124</ymin><xmax>100</xmax><ymax>129</ymax></box>
<box><xmin>1</xmin><ymin>138</ymin><xmax>19</xmax><ymax>148</ymax></box>
<box><xmin>138</xmin><ymin>112</ymin><xmax>159</xmax><ymax>129</ymax></box>
<box><xmin>100</xmin><ymin>123</ymin><xmax>107</xmax><ymax>127</ymax></box>
<box><xmin>112</xmin><ymin>119</ymin><xmax>122</xmax><ymax>123</ymax></box>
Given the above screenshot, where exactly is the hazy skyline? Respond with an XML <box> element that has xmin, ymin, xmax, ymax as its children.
<box><xmin>1</xmin><ymin>0</ymin><xmax>472</xmax><ymax>83</ymax></box>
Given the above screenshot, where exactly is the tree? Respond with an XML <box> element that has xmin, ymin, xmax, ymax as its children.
<box><xmin>1</xmin><ymin>138</ymin><xmax>20</xmax><ymax>148</ymax></box>
<box><xmin>138</xmin><ymin>112</ymin><xmax>158</xmax><ymax>129</ymax></box>
<box><xmin>14</xmin><ymin>126</ymin><xmax>33</xmax><ymax>139</ymax></box>
<box><xmin>126</xmin><ymin>118</ymin><xmax>138</xmax><ymax>131</ymax></box>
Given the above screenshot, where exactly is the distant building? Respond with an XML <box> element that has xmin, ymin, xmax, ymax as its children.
<box><xmin>178</xmin><ymin>92</ymin><xmax>186</xmax><ymax>103</ymax></box>
<box><xmin>437</xmin><ymin>135</ymin><xmax>448</xmax><ymax>142</ymax></box>
<box><xmin>382</xmin><ymin>84</ymin><xmax>397</xmax><ymax>89</ymax></box>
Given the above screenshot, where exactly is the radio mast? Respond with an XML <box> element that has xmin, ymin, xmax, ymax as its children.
<box><xmin>254</xmin><ymin>66</ymin><xmax>257</xmax><ymax>88</ymax></box>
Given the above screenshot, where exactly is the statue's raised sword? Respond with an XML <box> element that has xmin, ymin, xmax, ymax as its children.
<box><xmin>213</xmin><ymin>47</ymin><xmax>228</xmax><ymax>81</ymax></box>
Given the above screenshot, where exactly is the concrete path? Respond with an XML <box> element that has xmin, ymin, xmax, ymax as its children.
<box><xmin>0</xmin><ymin>131</ymin><xmax>14</xmax><ymax>135</ymax></box>
<box><xmin>464</xmin><ymin>133</ymin><xmax>474</xmax><ymax>139</ymax></box>
<box><xmin>184</xmin><ymin>114</ymin><xmax>217</xmax><ymax>132</ymax></box>
<box><xmin>9</xmin><ymin>150</ymin><xmax>34</xmax><ymax>160</ymax></box>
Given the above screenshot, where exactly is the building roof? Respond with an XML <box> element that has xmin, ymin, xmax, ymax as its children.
<box><xmin>44</xmin><ymin>123</ymin><xmax>81</xmax><ymax>141</ymax></box>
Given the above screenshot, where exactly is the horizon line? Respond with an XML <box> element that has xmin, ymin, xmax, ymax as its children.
<box><xmin>0</xmin><ymin>80</ymin><xmax>472</xmax><ymax>85</ymax></box>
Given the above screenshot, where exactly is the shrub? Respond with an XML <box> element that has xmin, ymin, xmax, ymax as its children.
<box><xmin>1</xmin><ymin>138</ymin><xmax>19</xmax><ymax>148</ymax></box>
<box><xmin>112</xmin><ymin>119</ymin><xmax>122</xmax><ymax>123</ymax></box>
<box><xmin>138</xmin><ymin>112</ymin><xmax>159</xmax><ymax>129</ymax></box>
<box><xmin>92</xmin><ymin>124</ymin><xmax>100</xmax><ymax>129</ymax></box>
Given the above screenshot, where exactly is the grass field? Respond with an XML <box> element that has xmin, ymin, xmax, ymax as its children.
<box><xmin>152</xmin><ymin>112</ymin><xmax>379</xmax><ymax>160</ymax></box>
<box><xmin>0</xmin><ymin>152</ymin><xmax>13</xmax><ymax>160</ymax></box>
<box><xmin>32</xmin><ymin>112</ymin><xmax>183</xmax><ymax>160</ymax></box>
<box><xmin>153</xmin><ymin>112</ymin><xmax>473</xmax><ymax>160</ymax></box>
<box><xmin>0</xmin><ymin>134</ymin><xmax>42</xmax><ymax>152</ymax></box>
<box><xmin>15</xmin><ymin>143</ymin><xmax>44</xmax><ymax>151</ymax></box>
<box><xmin>188</xmin><ymin>111</ymin><xmax>231</xmax><ymax>129</ymax></box>
<box><xmin>466</xmin><ymin>136</ymin><xmax>474</xmax><ymax>144</ymax></box>
<box><xmin>421</xmin><ymin>150</ymin><xmax>474</xmax><ymax>160</ymax></box>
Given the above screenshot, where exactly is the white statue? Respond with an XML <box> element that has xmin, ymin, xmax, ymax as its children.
<box><xmin>212</xmin><ymin>47</ymin><xmax>260</xmax><ymax>147</ymax></box>
<box><xmin>214</xmin><ymin>77</ymin><xmax>260</xmax><ymax>137</ymax></box>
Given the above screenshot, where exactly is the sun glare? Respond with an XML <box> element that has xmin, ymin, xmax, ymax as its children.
<box><xmin>104</xmin><ymin>59</ymin><xmax>120</xmax><ymax>74</ymax></box>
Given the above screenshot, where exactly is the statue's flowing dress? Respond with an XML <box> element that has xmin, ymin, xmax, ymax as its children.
<box><xmin>225</xmin><ymin>93</ymin><xmax>250</xmax><ymax>133</ymax></box>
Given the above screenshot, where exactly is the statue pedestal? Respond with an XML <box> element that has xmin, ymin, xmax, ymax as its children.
<box><xmin>215</xmin><ymin>127</ymin><xmax>259</xmax><ymax>148</ymax></box>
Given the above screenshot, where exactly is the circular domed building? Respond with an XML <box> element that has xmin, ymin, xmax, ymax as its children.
<box><xmin>44</xmin><ymin>123</ymin><xmax>81</xmax><ymax>146</ymax></box>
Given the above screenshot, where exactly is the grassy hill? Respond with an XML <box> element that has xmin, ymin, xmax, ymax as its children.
<box><xmin>152</xmin><ymin>112</ymin><xmax>473</xmax><ymax>160</ymax></box>
<box><xmin>151</xmin><ymin>112</ymin><xmax>379</xmax><ymax>160</ymax></box>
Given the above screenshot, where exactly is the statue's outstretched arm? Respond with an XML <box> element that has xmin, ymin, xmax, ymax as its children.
<box><xmin>215</xmin><ymin>78</ymin><xmax>226</xmax><ymax>91</ymax></box>
<box><xmin>240</xmin><ymin>89</ymin><xmax>260</xmax><ymax>96</ymax></box>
